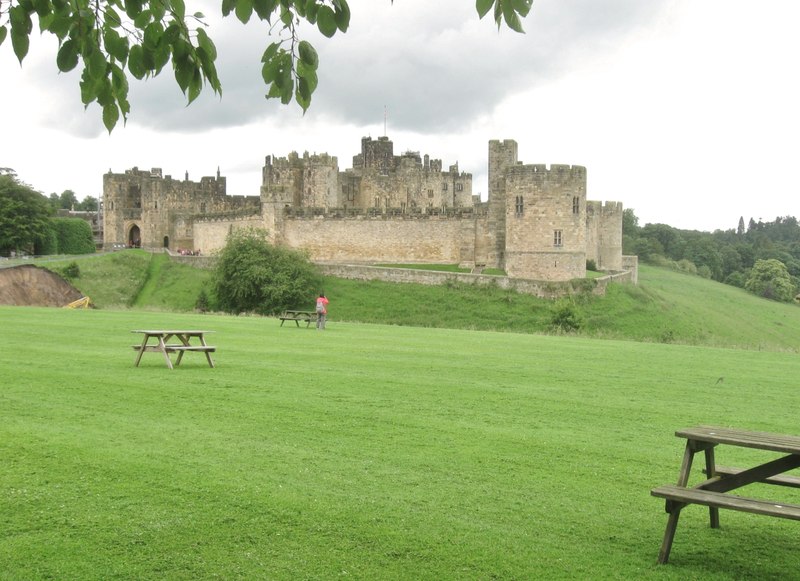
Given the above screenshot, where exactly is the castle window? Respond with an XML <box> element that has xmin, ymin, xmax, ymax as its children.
<box><xmin>456</xmin><ymin>183</ymin><xmax>463</xmax><ymax>192</ymax></box>
<box><xmin>442</xmin><ymin>183</ymin><xmax>448</xmax><ymax>191</ymax></box>
<box><xmin>200</xmin><ymin>202</ymin><xmax>206</xmax><ymax>213</ymax></box>
<box><xmin>554</xmin><ymin>230</ymin><xmax>563</xmax><ymax>247</ymax></box>
<box><xmin>515</xmin><ymin>196</ymin><xmax>524</xmax><ymax>217</ymax></box>
<box><xmin>428</xmin><ymin>189</ymin><xmax>434</xmax><ymax>198</ymax></box>
<box><xmin>154</xmin><ymin>200</ymin><xmax>158</xmax><ymax>209</ymax></box>
<box><xmin>572</xmin><ymin>196</ymin><xmax>580</xmax><ymax>214</ymax></box>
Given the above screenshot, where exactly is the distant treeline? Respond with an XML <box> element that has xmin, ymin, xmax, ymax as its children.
<box><xmin>624</xmin><ymin>210</ymin><xmax>800</xmax><ymax>301</ymax></box>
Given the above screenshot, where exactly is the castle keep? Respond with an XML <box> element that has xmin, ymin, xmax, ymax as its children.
<box><xmin>103</xmin><ymin>137</ymin><xmax>627</xmax><ymax>281</ymax></box>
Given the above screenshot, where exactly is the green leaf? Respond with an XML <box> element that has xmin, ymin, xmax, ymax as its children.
<box><xmin>332</xmin><ymin>0</ymin><xmax>349</xmax><ymax>32</ymax></box>
<box><xmin>261</xmin><ymin>42</ymin><xmax>279</xmax><ymax>63</ymax></box>
<box><xmin>316</xmin><ymin>5</ymin><xmax>337</xmax><ymax>38</ymax></box>
<box><xmin>304</xmin><ymin>0</ymin><xmax>317</xmax><ymax>23</ymax></box>
<box><xmin>170</xmin><ymin>0</ymin><xmax>186</xmax><ymax>19</ymax></box>
<box><xmin>296</xmin><ymin>78</ymin><xmax>311</xmax><ymax>112</ymax></box>
<box><xmin>125</xmin><ymin>0</ymin><xmax>143</xmax><ymax>20</ymax></box>
<box><xmin>142</xmin><ymin>21</ymin><xmax>163</xmax><ymax>50</ymax></box>
<box><xmin>174</xmin><ymin>59</ymin><xmax>194</xmax><ymax>93</ymax></box>
<box><xmin>128</xmin><ymin>44</ymin><xmax>146</xmax><ymax>79</ymax></box>
<box><xmin>502</xmin><ymin>1</ymin><xmax>524</xmax><ymax>33</ymax></box>
<box><xmin>511</xmin><ymin>0</ymin><xmax>532</xmax><ymax>17</ymax></box>
<box><xmin>105</xmin><ymin>6</ymin><xmax>123</xmax><ymax>28</ymax></box>
<box><xmin>297</xmin><ymin>39</ymin><xmax>318</xmax><ymax>68</ymax></box>
<box><xmin>103</xmin><ymin>102</ymin><xmax>120</xmax><ymax>132</ymax></box>
<box><xmin>196</xmin><ymin>28</ymin><xmax>217</xmax><ymax>60</ymax></box>
<box><xmin>56</xmin><ymin>38</ymin><xmax>79</xmax><ymax>71</ymax></box>
<box><xmin>476</xmin><ymin>0</ymin><xmax>494</xmax><ymax>19</ymax></box>
<box><xmin>252</xmin><ymin>0</ymin><xmax>277</xmax><ymax>20</ymax></box>
<box><xmin>221</xmin><ymin>0</ymin><xmax>235</xmax><ymax>17</ymax></box>
<box><xmin>133</xmin><ymin>9</ymin><xmax>152</xmax><ymax>29</ymax></box>
<box><xmin>87</xmin><ymin>45</ymin><xmax>108</xmax><ymax>77</ymax></box>
<box><xmin>11</xmin><ymin>30</ymin><xmax>30</xmax><ymax>63</ymax></box>
<box><xmin>187</xmin><ymin>68</ymin><xmax>202</xmax><ymax>103</ymax></box>
<box><xmin>261</xmin><ymin>58</ymin><xmax>280</xmax><ymax>84</ymax></box>
<box><xmin>235</xmin><ymin>0</ymin><xmax>254</xmax><ymax>24</ymax></box>
<box><xmin>0</xmin><ymin>27</ymin><xmax>7</xmax><ymax>47</ymax></box>
<box><xmin>150</xmin><ymin>0</ymin><xmax>166</xmax><ymax>22</ymax></box>
<box><xmin>79</xmin><ymin>68</ymin><xmax>100</xmax><ymax>105</ymax></box>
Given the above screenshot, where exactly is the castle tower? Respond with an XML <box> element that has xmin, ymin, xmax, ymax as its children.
<box><xmin>487</xmin><ymin>140</ymin><xmax>519</xmax><ymax>267</ymax></box>
<box><xmin>586</xmin><ymin>201</ymin><xmax>623</xmax><ymax>271</ymax></box>
<box><xmin>503</xmin><ymin>164</ymin><xmax>588</xmax><ymax>281</ymax></box>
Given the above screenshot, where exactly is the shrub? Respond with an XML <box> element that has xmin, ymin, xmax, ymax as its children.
<box><xmin>195</xmin><ymin>289</ymin><xmax>210</xmax><ymax>313</ymax></box>
<box><xmin>549</xmin><ymin>300</ymin><xmax>582</xmax><ymax>332</ymax></box>
<box><xmin>61</xmin><ymin>261</ymin><xmax>80</xmax><ymax>280</ymax></box>
<box><xmin>745</xmin><ymin>259</ymin><xmax>796</xmax><ymax>302</ymax></box>
<box><xmin>213</xmin><ymin>228</ymin><xmax>321</xmax><ymax>315</ymax></box>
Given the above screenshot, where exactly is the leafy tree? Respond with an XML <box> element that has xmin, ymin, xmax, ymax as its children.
<box><xmin>76</xmin><ymin>196</ymin><xmax>100</xmax><ymax>211</ymax></box>
<box><xmin>59</xmin><ymin>190</ymin><xmax>79</xmax><ymax>210</ymax></box>
<box><xmin>0</xmin><ymin>0</ymin><xmax>533</xmax><ymax>131</ymax></box>
<box><xmin>0</xmin><ymin>173</ymin><xmax>54</xmax><ymax>256</ymax></box>
<box><xmin>52</xmin><ymin>217</ymin><xmax>96</xmax><ymax>253</ymax></box>
<box><xmin>744</xmin><ymin>259</ymin><xmax>796</xmax><ymax>303</ymax></box>
<box><xmin>622</xmin><ymin>208</ymin><xmax>639</xmax><ymax>235</ymax></box>
<box><xmin>213</xmin><ymin>227</ymin><xmax>321</xmax><ymax>315</ymax></box>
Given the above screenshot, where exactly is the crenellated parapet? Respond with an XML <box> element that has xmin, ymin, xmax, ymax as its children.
<box><xmin>103</xmin><ymin>136</ymin><xmax>632</xmax><ymax>285</ymax></box>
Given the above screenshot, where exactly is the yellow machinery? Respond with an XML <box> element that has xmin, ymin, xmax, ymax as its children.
<box><xmin>64</xmin><ymin>296</ymin><xmax>92</xmax><ymax>309</ymax></box>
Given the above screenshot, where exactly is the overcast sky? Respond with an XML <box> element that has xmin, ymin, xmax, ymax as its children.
<box><xmin>2</xmin><ymin>0</ymin><xmax>799</xmax><ymax>232</ymax></box>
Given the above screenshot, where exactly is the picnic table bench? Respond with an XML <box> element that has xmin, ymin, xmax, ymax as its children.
<box><xmin>651</xmin><ymin>425</ymin><xmax>800</xmax><ymax>564</ymax></box>
<box><xmin>132</xmin><ymin>330</ymin><xmax>216</xmax><ymax>369</ymax></box>
<box><xmin>279</xmin><ymin>310</ymin><xmax>316</xmax><ymax>327</ymax></box>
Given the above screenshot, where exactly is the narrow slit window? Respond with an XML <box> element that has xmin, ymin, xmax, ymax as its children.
<box><xmin>554</xmin><ymin>230</ymin><xmax>563</xmax><ymax>247</ymax></box>
<box><xmin>515</xmin><ymin>196</ymin><xmax>524</xmax><ymax>217</ymax></box>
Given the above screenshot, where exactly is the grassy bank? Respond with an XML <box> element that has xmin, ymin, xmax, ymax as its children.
<box><xmin>2</xmin><ymin>306</ymin><xmax>800</xmax><ymax>579</ymax></box>
<box><xmin>33</xmin><ymin>251</ymin><xmax>800</xmax><ymax>351</ymax></box>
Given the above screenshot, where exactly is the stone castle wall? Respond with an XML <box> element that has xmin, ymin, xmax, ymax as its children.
<box><xmin>103</xmin><ymin>137</ymin><xmax>635</xmax><ymax>285</ymax></box>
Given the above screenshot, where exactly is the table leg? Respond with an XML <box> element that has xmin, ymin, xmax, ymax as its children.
<box><xmin>200</xmin><ymin>334</ymin><xmax>215</xmax><ymax>368</ymax></box>
<box><xmin>174</xmin><ymin>333</ymin><xmax>190</xmax><ymax>367</ymax></box>
<box><xmin>159</xmin><ymin>336</ymin><xmax>173</xmax><ymax>369</ymax></box>
<box><xmin>658</xmin><ymin>441</ymin><xmax>696</xmax><ymax>564</ymax></box>
<box><xmin>703</xmin><ymin>447</ymin><xmax>720</xmax><ymax>528</ymax></box>
<box><xmin>134</xmin><ymin>335</ymin><xmax>148</xmax><ymax>367</ymax></box>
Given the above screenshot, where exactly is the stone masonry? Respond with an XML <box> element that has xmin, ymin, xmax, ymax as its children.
<box><xmin>103</xmin><ymin>137</ymin><xmax>633</xmax><ymax>282</ymax></box>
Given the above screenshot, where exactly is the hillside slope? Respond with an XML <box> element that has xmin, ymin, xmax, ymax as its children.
<box><xmin>22</xmin><ymin>251</ymin><xmax>800</xmax><ymax>352</ymax></box>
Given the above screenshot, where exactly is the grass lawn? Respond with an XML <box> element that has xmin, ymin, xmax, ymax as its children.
<box><xmin>2</xmin><ymin>306</ymin><xmax>800</xmax><ymax>579</ymax></box>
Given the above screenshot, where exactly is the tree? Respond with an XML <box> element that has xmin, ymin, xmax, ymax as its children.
<box><xmin>76</xmin><ymin>196</ymin><xmax>100</xmax><ymax>211</ymax></box>
<box><xmin>744</xmin><ymin>259</ymin><xmax>796</xmax><ymax>303</ymax></box>
<box><xmin>59</xmin><ymin>190</ymin><xmax>79</xmax><ymax>210</ymax></box>
<box><xmin>0</xmin><ymin>172</ymin><xmax>54</xmax><ymax>256</ymax></box>
<box><xmin>0</xmin><ymin>0</ymin><xmax>532</xmax><ymax>131</ymax></box>
<box><xmin>213</xmin><ymin>227</ymin><xmax>321</xmax><ymax>315</ymax></box>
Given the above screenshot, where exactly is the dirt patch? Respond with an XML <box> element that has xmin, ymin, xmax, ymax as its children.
<box><xmin>0</xmin><ymin>265</ymin><xmax>84</xmax><ymax>307</ymax></box>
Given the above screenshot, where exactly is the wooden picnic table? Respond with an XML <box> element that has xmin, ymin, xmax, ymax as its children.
<box><xmin>279</xmin><ymin>310</ymin><xmax>316</xmax><ymax>327</ymax></box>
<box><xmin>132</xmin><ymin>330</ymin><xmax>216</xmax><ymax>369</ymax></box>
<box><xmin>651</xmin><ymin>426</ymin><xmax>800</xmax><ymax>564</ymax></box>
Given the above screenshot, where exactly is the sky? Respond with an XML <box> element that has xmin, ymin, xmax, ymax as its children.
<box><xmin>2</xmin><ymin>0</ymin><xmax>799</xmax><ymax>232</ymax></box>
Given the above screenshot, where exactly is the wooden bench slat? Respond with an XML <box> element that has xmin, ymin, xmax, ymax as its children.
<box><xmin>132</xmin><ymin>345</ymin><xmax>216</xmax><ymax>352</ymax></box>
<box><xmin>651</xmin><ymin>484</ymin><xmax>800</xmax><ymax>520</ymax></box>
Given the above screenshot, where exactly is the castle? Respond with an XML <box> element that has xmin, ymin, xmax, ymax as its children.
<box><xmin>103</xmin><ymin>137</ymin><xmax>630</xmax><ymax>281</ymax></box>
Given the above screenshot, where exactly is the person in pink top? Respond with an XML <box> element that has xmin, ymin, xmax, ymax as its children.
<box><xmin>315</xmin><ymin>293</ymin><xmax>329</xmax><ymax>330</ymax></box>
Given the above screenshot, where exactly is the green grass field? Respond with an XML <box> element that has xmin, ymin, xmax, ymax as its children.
<box><xmin>3</xmin><ymin>303</ymin><xmax>800</xmax><ymax>579</ymax></box>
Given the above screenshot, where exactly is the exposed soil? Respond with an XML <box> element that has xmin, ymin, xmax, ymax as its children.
<box><xmin>0</xmin><ymin>265</ymin><xmax>84</xmax><ymax>307</ymax></box>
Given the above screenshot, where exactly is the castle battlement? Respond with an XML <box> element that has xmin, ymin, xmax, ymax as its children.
<box><xmin>586</xmin><ymin>200</ymin><xmax>623</xmax><ymax>217</ymax></box>
<box><xmin>104</xmin><ymin>136</ymin><xmax>631</xmax><ymax>285</ymax></box>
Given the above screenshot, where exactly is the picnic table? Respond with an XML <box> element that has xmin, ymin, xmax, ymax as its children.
<box><xmin>651</xmin><ymin>425</ymin><xmax>800</xmax><ymax>564</ymax></box>
<box><xmin>132</xmin><ymin>330</ymin><xmax>216</xmax><ymax>369</ymax></box>
<box><xmin>279</xmin><ymin>310</ymin><xmax>316</xmax><ymax>327</ymax></box>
